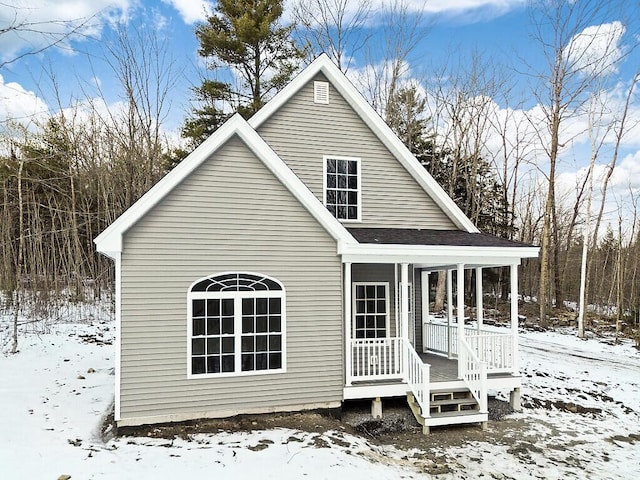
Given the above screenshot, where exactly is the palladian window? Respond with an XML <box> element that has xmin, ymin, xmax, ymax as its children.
<box><xmin>188</xmin><ymin>272</ymin><xmax>285</xmax><ymax>377</ymax></box>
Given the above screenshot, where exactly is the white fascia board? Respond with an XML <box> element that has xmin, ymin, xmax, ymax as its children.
<box><xmin>94</xmin><ymin>114</ymin><xmax>356</xmax><ymax>255</ymax></box>
<box><xmin>338</xmin><ymin>243</ymin><xmax>540</xmax><ymax>266</ymax></box>
<box><xmin>249</xmin><ymin>54</ymin><xmax>478</xmax><ymax>233</ymax></box>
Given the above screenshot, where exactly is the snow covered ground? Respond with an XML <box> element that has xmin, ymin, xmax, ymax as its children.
<box><xmin>1</xmin><ymin>310</ymin><xmax>639</xmax><ymax>479</ymax></box>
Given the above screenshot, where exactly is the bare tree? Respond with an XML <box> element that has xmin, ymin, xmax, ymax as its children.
<box><xmin>527</xmin><ymin>0</ymin><xmax>627</xmax><ymax>325</ymax></box>
<box><xmin>0</xmin><ymin>3</ymin><xmax>94</xmax><ymax>71</ymax></box>
<box><xmin>293</xmin><ymin>0</ymin><xmax>374</xmax><ymax>71</ymax></box>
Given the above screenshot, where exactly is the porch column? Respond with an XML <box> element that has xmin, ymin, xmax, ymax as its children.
<box><xmin>421</xmin><ymin>271</ymin><xmax>429</xmax><ymax>354</ymax></box>
<box><xmin>476</xmin><ymin>267</ymin><xmax>484</xmax><ymax>331</ymax></box>
<box><xmin>510</xmin><ymin>263</ymin><xmax>519</xmax><ymax>374</ymax></box>
<box><xmin>446</xmin><ymin>269</ymin><xmax>453</xmax><ymax>359</ymax></box>
<box><xmin>345</xmin><ymin>262</ymin><xmax>352</xmax><ymax>386</ymax></box>
<box><xmin>457</xmin><ymin>263</ymin><xmax>465</xmax><ymax>379</ymax></box>
<box><xmin>400</xmin><ymin>263</ymin><xmax>409</xmax><ymax>340</ymax></box>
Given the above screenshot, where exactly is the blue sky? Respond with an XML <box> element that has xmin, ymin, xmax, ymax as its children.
<box><xmin>0</xmin><ymin>0</ymin><xmax>541</xmax><ymax>131</ymax></box>
<box><xmin>1</xmin><ymin>0</ymin><xmax>639</xmax><ymax>231</ymax></box>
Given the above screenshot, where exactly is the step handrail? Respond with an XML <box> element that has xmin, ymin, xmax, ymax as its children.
<box><xmin>402</xmin><ymin>338</ymin><xmax>430</xmax><ymax>418</ymax></box>
<box><xmin>459</xmin><ymin>337</ymin><xmax>488</xmax><ymax>413</ymax></box>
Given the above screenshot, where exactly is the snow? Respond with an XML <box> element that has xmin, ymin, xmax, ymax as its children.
<box><xmin>1</xmin><ymin>310</ymin><xmax>640</xmax><ymax>479</ymax></box>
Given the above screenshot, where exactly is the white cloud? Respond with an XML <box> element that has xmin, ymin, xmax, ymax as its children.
<box><xmin>566</xmin><ymin>21</ymin><xmax>627</xmax><ymax>77</ymax></box>
<box><xmin>411</xmin><ymin>0</ymin><xmax>526</xmax><ymax>15</ymax></box>
<box><xmin>161</xmin><ymin>0</ymin><xmax>213</xmax><ymax>24</ymax></box>
<box><xmin>0</xmin><ymin>74</ymin><xmax>49</xmax><ymax>127</ymax></box>
<box><xmin>0</xmin><ymin>1</ymin><xmax>132</xmax><ymax>64</ymax></box>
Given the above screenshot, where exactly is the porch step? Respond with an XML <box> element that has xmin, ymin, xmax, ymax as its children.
<box><xmin>429</xmin><ymin>388</ymin><xmax>479</xmax><ymax>414</ymax></box>
<box><xmin>407</xmin><ymin>389</ymin><xmax>487</xmax><ymax>434</ymax></box>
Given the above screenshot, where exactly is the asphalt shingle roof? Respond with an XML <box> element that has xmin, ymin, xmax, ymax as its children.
<box><xmin>347</xmin><ymin>228</ymin><xmax>535</xmax><ymax>248</ymax></box>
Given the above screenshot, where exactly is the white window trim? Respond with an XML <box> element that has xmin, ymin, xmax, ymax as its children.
<box><xmin>352</xmin><ymin>282</ymin><xmax>389</xmax><ymax>338</ymax></box>
<box><xmin>322</xmin><ymin>155</ymin><xmax>362</xmax><ymax>223</ymax></box>
<box><xmin>187</xmin><ymin>272</ymin><xmax>287</xmax><ymax>379</ymax></box>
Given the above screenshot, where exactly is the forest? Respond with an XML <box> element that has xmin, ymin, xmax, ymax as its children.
<box><xmin>2</xmin><ymin>0</ymin><xmax>640</xmax><ymax>351</ymax></box>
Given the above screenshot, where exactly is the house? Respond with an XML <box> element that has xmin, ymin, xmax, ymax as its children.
<box><xmin>94</xmin><ymin>54</ymin><xmax>539</xmax><ymax>432</ymax></box>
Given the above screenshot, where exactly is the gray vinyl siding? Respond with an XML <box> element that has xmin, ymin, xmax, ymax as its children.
<box><xmin>257</xmin><ymin>73</ymin><xmax>457</xmax><ymax>230</ymax></box>
<box><xmin>119</xmin><ymin>135</ymin><xmax>343</xmax><ymax>421</ymax></box>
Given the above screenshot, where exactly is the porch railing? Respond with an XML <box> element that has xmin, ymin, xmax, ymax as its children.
<box><xmin>459</xmin><ymin>337</ymin><xmax>488</xmax><ymax>413</ymax></box>
<box><xmin>350</xmin><ymin>337</ymin><xmax>403</xmax><ymax>381</ymax></box>
<box><xmin>423</xmin><ymin>322</ymin><xmax>514</xmax><ymax>372</ymax></box>
<box><xmin>465</xmin><ymin>333</ymin><xmax>513</xmax><ymax>373</ymax></box>
<box><xmin>403</xmin><ymin>338</ymin><xmax>430</xmax><ymax>418</ymax></box>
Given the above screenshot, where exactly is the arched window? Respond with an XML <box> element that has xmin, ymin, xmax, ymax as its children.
<box><xmin>188</xmin><ymin>272</ymin><xmax>286</xmax><ymax>377</ymax></box>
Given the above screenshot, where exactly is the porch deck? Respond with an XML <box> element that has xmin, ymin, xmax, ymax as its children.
<box><xmin>419</xmin><ymin>352</ymin><xmax>521</xmax><ymax>386</ymax></box>
<box><xmin>419</xmin><ymin>352</ymin><xmax>457</xmax><ymax>382</ymax></box>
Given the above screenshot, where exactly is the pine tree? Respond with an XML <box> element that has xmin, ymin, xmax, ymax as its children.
<box><xmin>182</xmin><ymin>0</ymin><xmax>304</xmax><ymax>148</ymax></box>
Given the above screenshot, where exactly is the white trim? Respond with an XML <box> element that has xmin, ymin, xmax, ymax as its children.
<box><xmin>322</xmin><ymin>155</ymin><xmax>362</xmax><ymax>222</ymax></box>
<box><xmin>344</xmin><ymin>263</ymin><xmax>352</xmax><ymax>386</ymax></box>
<box><xmin>113</xmin><ymin>252</ymin><xmax>122</xmax><ymax>422</ymax></box>
<box><xmin>352</xmin><ymin>282</ymin><xmax>390</xmax><ymax>338</ymax></box>
<box><xmin>400</xmin><ymin>264</ymin><xmax>409</xmax><ymax>340</ymax></box>
<box><xmin>476</xmin><ymin>267</ymin><xmax>484</xmax><ymax>331</ymax></box>
<box><xmin>94</xmin><ymin>114</ymin><xmax>357</xmax><ymax>255</ymax></box>
<box><xmin>339</xmin><ymin>242</ymin><xmax>539</xmax><ymax>266</ymax></box>
<box><xmin>186</xmin><ymin>271</ymin><xmax>286</xmax><ymax>379</ymax></box>
<box><xmin>343</xmin><ymin>383</ymin><xmax>409</xmax><ymax>400</ymax></box>
<box><xmin>456</xmin><ymin>264</ymin><xmax>465</xmax><ymax>379</ymax></box>
<box><xmin>510</xmin><ymin>264</ymin><xmax>519</xmax><ymax>374</ymax></box>
<box><xmin>248</xmin><ymin>54</ymin><xmax>478</xmax><ymax>232</ymax></box>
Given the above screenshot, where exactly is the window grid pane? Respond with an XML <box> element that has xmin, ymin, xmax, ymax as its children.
<box><xmin>354</xmin><ymin>284</ymin><xmax>387</xmax><ymax>339</ymax></box>
<box><xmin>191</xmin><ymin>274</ymin><xmax>284</xmax><ymax>376</ymax></box>
<box><xmin>326</xmin><ymin>158</ymin><xmax>358</xmax><ymax>220</ymax></box>
<box><xmin>240</xmin><ymin>295</ymin><xmax>283</xmax><ymax>373</ymax></box>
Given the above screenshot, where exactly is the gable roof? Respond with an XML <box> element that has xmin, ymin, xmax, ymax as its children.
<box><xmin>249</xmin><ymin>54</ymin><xmax>478</xmax><ymax>233</ymax></box>
<box><xmin>94</xmin><ymin>114</ymin><xmax>357</xmax><ymax>258</ymax></box>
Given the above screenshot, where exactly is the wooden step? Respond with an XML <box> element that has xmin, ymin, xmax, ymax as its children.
<box><xmin>424</xmin><ymin>411</ymin><xmax>488</xmax><ymax>428</ymax></box>
<box><xmin>407</xmin><ymin>388</ymin><xmax>487</xmax><ymax>433</ymax></box>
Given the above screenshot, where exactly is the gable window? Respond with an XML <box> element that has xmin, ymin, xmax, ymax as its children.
<box><xmin>188</xmin><ymin>272</ymin><xmax>285</xmax><ymax>377</ymax></box>
<box><xmin>324</xmin><ymin>156</ymin><xmax>361</xmax><ymax>221</ymax></box>
<box><xmin>353</xmin><ymin>283</ymin><xmax>388</xmax><ymax>338</ymax></box>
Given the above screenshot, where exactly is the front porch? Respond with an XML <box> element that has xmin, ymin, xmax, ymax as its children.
<box><xmin>343</xmin><ymin>326</ymin><xmax>522</xmax><ymax>431</ymax></box>
<box><xmin>342</xmin><ymin>260</ymin><xmax>526</xmax><ymax>431</ymax></box>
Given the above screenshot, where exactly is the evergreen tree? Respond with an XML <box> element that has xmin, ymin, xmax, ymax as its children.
<box><xmin>182</xmin><ymin>0</ymin><xmax>304</xmax><ymax>148</ymax></box>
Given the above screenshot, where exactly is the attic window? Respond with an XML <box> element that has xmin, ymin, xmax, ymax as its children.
<box><xmin>314</xmin><ymin>81</ymin><xmax>329</xmax><ymax>104</ymax></box>
<box><xmin>324</xmin><ymin>156</ymin><xmax>361</xmax><ymax>221</ymax></box>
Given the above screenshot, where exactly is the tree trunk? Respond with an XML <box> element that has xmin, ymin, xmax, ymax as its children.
<box><xmin>434</xmin><ymin>271</ymin><xmax>446</xmax><ymax>311</ymax></box>
<box><xmin>11</xmin><ymin>155</ymin><xmax>25</xmax><ymax>354</ymax></box>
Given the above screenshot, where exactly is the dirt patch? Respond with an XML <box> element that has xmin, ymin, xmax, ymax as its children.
<box><xmin>117</xmin><ymin>409</ymin><xmax>350</xmax><ymax>440</ymax></box>
<box><xmin>523</xmin><ymin>397</ymin><xmax>603</xmax><ymax>416</ymax></box>
<box><xmin>112</xmin><ymin>395</ymin><xmax>523</xmax><ymax>460</ymax></box>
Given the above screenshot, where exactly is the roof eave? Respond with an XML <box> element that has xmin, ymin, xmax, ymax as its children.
<box><xmin>338</xmin><ymin>243</ymin><xmax>540</xmax><ymax>265</ymax></box>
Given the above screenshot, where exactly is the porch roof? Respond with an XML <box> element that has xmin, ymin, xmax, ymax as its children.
<box><xmin>347</xmin><ymin>228</ymin><xmax>534</xmax><ymax>248</ymax></box>
<box><xmin>339</xmin><ymin>228</ymin><xmax>539</xmax><ymax>267</ymax></box>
